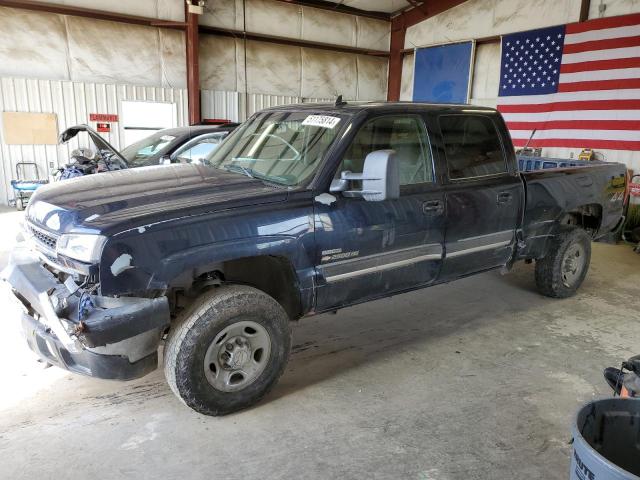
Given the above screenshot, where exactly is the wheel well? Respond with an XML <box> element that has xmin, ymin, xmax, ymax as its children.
<box><xmin>560</xmin><ymin>204</ymin><xmax>602</xmax><ymax>236</ymax></box>
<box><xmin>170</xmin><ymin>255</ymin><xmax>303</xmax><ymax>321</ymax></box>
<box><xmin>221</xmin><ymin>255</ymin><xmax>302</xmax><ymax>319</ymax></box>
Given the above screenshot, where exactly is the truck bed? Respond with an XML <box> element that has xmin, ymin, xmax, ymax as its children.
<box><xmin>518</xmin><ymin>161</ymin><xmax>627</xmax><ymax>259</ymax></box>
<box><xmin>517</xmin><ymin>154</ymin><xmax>602</xmax><ymax>172</ymax></box>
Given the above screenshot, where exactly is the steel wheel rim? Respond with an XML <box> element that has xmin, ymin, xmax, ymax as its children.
<box><xmin>203</xmin><ymin>320</ymin><xmax>271</xmax><ymax>392</ymax></box>
<box><xmin>561</xmin><ymin>243</ymin><xmax>585</xmax><ymax>288</ymax></box>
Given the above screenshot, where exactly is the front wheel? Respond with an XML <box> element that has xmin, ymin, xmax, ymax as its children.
<box><xmin>164</xmin><ymin>285</ymin><xmax>291</xmax><ymax>416</ymax></box>
<box><xmin>534</xmin><ymin>227</ymin><xmax>592</xmax><ymax>298</ymax></box>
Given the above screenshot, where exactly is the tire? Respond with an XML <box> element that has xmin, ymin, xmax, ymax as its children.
<box><xmin>534</xmin><ymin>227</ymin><xmax>592</xmax><ymax>298</ymax></box>
<box><xmin>164</xmin><ymin>284</ymin><xmax>291</xmax><ymax>416</ymax></box>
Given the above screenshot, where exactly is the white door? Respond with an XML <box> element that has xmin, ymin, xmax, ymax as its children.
<box><xmin>121</xmin><ymin>101</ymin><xmax>177</xmax><ymax>147</ymax></box>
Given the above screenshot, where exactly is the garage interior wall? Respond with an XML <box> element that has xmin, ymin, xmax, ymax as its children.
<box><xmin>0</xmin><ymin>0</ymin><xmax>390</xmax><ymax>205</ymax></box>
<box><xmin>400</xmin><ymin>0</ymin><xmax>640</xmax><ymax>170</ymax></box>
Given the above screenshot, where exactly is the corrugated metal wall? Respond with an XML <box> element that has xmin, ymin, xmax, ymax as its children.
<box><xmin>0</xmin><ymin>77</ymin><xmax>188</xmax><ymax>205</ymax></box>
<box><xmin>0</xmin><ymin>78</ymin><xmax>335</xmax><ymax>205</ymax></box>
<box><xmin>201</xmin><ymin>89</ymin><xmax>333</xmax><ymax>123</ymax></box>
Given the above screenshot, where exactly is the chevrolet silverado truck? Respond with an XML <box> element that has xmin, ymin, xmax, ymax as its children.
<box><xmin>2</xmin><ymin>102</ymin><xmax>626</xmax><ymax>416</ymax></box>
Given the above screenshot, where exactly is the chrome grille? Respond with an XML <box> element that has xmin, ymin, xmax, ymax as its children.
<box><xmin>28</xmin><ymin>223</ymin><xmax>59</xmax><ymax>251</ymax></box>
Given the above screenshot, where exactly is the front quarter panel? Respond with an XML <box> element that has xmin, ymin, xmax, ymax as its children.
<box><xmin>99</xmin><ymin>194</ymin><xmax>316</xmax><ymax>308</ymax></box>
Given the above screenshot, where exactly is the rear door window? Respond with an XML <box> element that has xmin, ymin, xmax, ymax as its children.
<box><xmin>439</xmin><ymin>115</ymin><xmax>507</xmax><ymax>180</ymax></box>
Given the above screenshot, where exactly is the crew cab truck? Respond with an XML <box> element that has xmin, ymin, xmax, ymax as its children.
<box><xmin>3</xmin><ymin>102</ymin><xmax>626</xmax><ymax>415</ymax></box>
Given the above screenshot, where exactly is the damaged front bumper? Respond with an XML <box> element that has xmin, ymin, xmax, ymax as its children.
<box><xmin>2</xmin><ymin>246</ymin><xmax>170</xmax><ymax>380</ymax></box>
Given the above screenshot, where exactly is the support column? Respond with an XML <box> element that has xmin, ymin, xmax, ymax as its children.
<box><xmin>387</xmin><ymin>19</ymin><xmax>406</xmax><ymax>101</ymax></box>
<box><xmin>186</xmin><ymin>2</ymin><xmax>201</xmax><ymax>125</ymax></box>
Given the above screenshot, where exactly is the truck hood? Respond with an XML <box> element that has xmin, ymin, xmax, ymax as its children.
<box><xmin>26</xmin><ymin>164</ymin><xmax>287</xmax><ymax>235</ymax></box>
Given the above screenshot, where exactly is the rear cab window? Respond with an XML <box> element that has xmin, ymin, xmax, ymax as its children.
<box><xmin>439</xmin><ymin>115</ymin><xmax>507</xmax><ymax>180</ymax></box>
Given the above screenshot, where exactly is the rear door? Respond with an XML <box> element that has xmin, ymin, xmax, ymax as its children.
<box><xmin>437</xmin><ymin>113</ymin><xmax>524</xmax><ymax>280</ymax></box>
<box><xmin>313</xmin><ymin>114</ymin><xmax>446</xmax><ymax>310</ymax></box>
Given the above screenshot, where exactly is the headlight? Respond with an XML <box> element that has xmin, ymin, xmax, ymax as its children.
<box><xmin>56</xmin><ymin>234</ymin><xmax>107</xmax><ymax>263</ymax></box>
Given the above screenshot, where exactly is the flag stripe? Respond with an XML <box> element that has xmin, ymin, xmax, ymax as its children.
<box><xmin>558</xmin><ymin>78</ymin><xmax>640</xmax><ymax>92</ymax></box>
<box><xmin>498</xmin><ymin>88</ymin><xmax>640</xmax><ymax>104</ymax></box>
<box><xmin>509</xmin><ymin>128</ymin><xmax>639</xmax><ymax>141</ymax></box>
<box><xmin>563</xmin><ymin>35</ymin><xmax>640</xmax><ymax>54</ymax></box>
<box><xmin>512</xmin><ymin>138</ymin><xmax>640</xmax><ymax>150</ymax></box>
<box><xmin>564</xmin><ymin>24</ymin><xmax>640</xmax><ymax>45</ymax></box>
<box><xmin>559</xmin><ymin>67</ymin><xmax>640</xmax><ymax>82</ymax></box>
<box><xmin>562</xmin><ymin>45</ymin><xmax>640</xmax><ymax>64</ymax></box>
<box><xmin>498</xmin><ymin>99</ymin><xmax>640</xmax><ymax>113</ymax></box>
<box><xmin>560</xmin><ymin>57</ymin><xmax>640</xmax><ymax>73</ymax></box>
<box><xmin>502</xmin><ymin>110</ymin><xmax>640</xmax><ymax>122</ymax></box>
<box><xmin>565</xmin><ymin>13</ymin><xmax>640</xmax><ymax>34</ymax></box>
<box><xmin>506</xmin><ymin>120</ymin><xmax>640</xmax><ymax>131</ymax></box>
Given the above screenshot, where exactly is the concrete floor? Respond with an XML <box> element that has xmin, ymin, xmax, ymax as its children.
<box><xmin>1</xmin><ymin>207</ymin><xmax>639</xmax><ymax>480</ymax></box>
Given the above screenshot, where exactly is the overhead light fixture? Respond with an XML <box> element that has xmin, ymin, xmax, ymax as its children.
<box><xmin>186</xmin><ymin>0</ymin><xmax>205</xmax><ymax>15</ymax></box>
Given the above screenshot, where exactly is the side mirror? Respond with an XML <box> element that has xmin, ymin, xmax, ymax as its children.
<box><xmin>159</xmin><ymin>155</ymin><xmax>171</xmax><ymax>165</ymax></box>
<box><xmin>330</xmin><ymin>150</ymin><xmax>399</xmax><ymax>201</ymax></box>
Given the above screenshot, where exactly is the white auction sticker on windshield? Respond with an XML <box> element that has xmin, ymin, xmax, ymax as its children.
<box><xmin>302</xmin><ymin>115</ymin><xmax>341</xmax><ymax>129</ymax></box>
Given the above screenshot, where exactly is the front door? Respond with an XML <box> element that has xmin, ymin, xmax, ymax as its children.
<box><xmin>436</xmin><ymin>113</ymin><xmax>523</xmax><ymax>280</ymax></box>
<box><xmin>313</xmin><ymin>114</ymin><xmax>446</xmax><ymax>311</ymax></box>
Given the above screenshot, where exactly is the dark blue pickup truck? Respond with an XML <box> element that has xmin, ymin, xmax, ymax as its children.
<box><xmin>2</xmin><ymin>102</ymin><xmax>626</xmax><ymax>415</ymax></box>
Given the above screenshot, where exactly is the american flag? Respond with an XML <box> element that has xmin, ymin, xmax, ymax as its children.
<box><xmin>497</xmin><ymin>14</ymin><xmax>640</xmax><ymax>151</ymax></box>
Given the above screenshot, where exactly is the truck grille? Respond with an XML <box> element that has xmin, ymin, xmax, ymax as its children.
<box><xmin>28</xmin><ymin>223</ymin><xmax>59</xmax><ymax>251</ymax></box>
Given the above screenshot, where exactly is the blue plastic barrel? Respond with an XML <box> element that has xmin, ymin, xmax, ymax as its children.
<box><xmin>570</xmin><ymin>398</ymin><xmax>640</xmax><ymax>480</ymax></box>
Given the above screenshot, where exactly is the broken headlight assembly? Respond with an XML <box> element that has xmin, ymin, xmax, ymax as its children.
<box><xmin>56</xmin><ymin>234</ymin><xmax>107</xmax><ymax>263</ymax></box>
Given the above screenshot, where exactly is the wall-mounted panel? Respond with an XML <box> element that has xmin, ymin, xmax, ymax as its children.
<box><xmin>0</xmin><ymin>7</ymin><xmax>69</xmax><ymax>80</ymax></box>
<box><xmin>301</xmin><ymin>48</ymin><xmax>357</xmax><ymax>99</ymax></box>
<box><xmin>67</xmin><ymin>17</ymin><xmax>162</xmax><ymax>86</ymax></box>
<box><xmin>405</xmin><ymin>0</ymin><xmax>582</xmax><ymax>49</ymax></box>
<box><xmin>246</xmin><ymin>0</ymin><xmax>302</xmax><ymax>38</ymax></box>
<box><xmin>301</xmin><ymin>6</ymin><xmax>356</xmax><ymax>46</ymax></box>
<box><xmin>201</xmin><ymin>0</ymin><xmax>243</xmax><ymax>30</ymax></box>
<box><xmin>356</xmin><ymin>56</ymin><xmax>388</xmax><ymax>100</ymax></box>
<box><xmin>399</xmin><ymin>53</ymin><xmax>414</xmax><ymax>101</ymax></box>
<box><xmin>356</xmin><ymin>17</ymin><xmax>391</xmax><ymax>51</ymax></box>
<box><xmin>39</xmin><ymin>0</ymin><xmax>183</xmax><ymax>21</ymax></box>
<box><xmin>588</xmin><ymin>0</ymin><xmax>640</xmax><ymax>19</ymax></box>
<box><xmin>247</xmin><ymin>41</ymin><xmax>301</xmax><ymax>97</ymax></box>
<box><xmin>160</xmin><ymin>30</ymin><xmax>187</xmax><ymax>89</ymax></box>
<box><xmin>469</xmin><ymin>41</ymin><xmax>500</xmax><ymax>108</ymax></box>
<box><xmin>200</xmin><ymin>35</ymin><xmax>240</xmax><ymax>92</ymax></box>
<box><xmin>200</xmin><ymin>0</ymin><xmax>390</xmax><ymax>52</ymax></box>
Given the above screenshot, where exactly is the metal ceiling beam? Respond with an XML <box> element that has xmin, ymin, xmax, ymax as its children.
<box><xmin>273</xmin><ymin>0</ymin><xmax>390</xmax><ymax>21</ymax></box>
<box><xmin>199</xmin><ymin>25</ymin><xmax>390</xmax><ymax>57</ymax></box>
<box><xmin>0</xmin><ymin>0</ymin><xmax>186</xmax><ymax>29</ymax></box>
<box><xmin>387</xmin><ymin>0</ymin><xmax>467</xmax><ymax>100</ymax></box>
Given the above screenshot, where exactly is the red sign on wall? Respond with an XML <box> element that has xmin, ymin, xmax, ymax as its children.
<box><xmin>90</xmin><ymin>113</ymin><xmax>118</xmax><ymax>122</ymax></box>
<box><xmin>96</xmin><ymin>122</ymin><xmax>111</xmax><ymax>133</ymax></box>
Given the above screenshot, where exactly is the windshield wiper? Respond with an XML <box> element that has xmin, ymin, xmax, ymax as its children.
<box><xmin>222</xmin><ymin>163</ymin><xmax>290</xmax><ymax>187</ymax></box>
<box><xmin>223</xmin><ymin>163</ymin><xmax>255</xmax><ymax>179</ymax></box>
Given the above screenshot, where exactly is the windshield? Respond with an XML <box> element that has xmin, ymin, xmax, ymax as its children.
<box><xmin>121</xmin><ymin>132</ymin><xmax>177</xmax><ymax>167</ymax></box>
<box><xmin>207</xmin><ymin>111</ymin><xmax>344</xmax><ymax>186</ymax></box>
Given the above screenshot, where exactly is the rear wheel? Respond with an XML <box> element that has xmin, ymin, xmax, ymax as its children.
<box><xmin>164</xmin><ymin>285</ymin><xmax>291</xmax><ymax>416</ymax></box>
<box><xmin>535</xmin><ymin>227</ymin><xmax>591</xmax><ymax>298</ymax></box>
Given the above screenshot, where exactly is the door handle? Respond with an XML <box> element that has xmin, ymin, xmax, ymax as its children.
<box><xmin>422</xmin><ymin>200</ymin><xmax>443</xmax><ymax>214</ymax></box>
<box><xmin>497</xmin><ymin>192</ymin><xmax>513</xmax><ymax>204</ymax></box>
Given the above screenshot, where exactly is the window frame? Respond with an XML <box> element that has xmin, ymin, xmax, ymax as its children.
<box><xmin>170</xmin><ymin>131</ymin><xmax>229</xmax><ymax>163</ymax></box>
<box><xmin>438</xmin><ymin>113</ymin><xmax>509</xmax><ymax>182</ymax></box>
<box><xmin>335</xmin><ymin>113</ymin><xmax>437</xmax><ymax>192</ymax></box>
